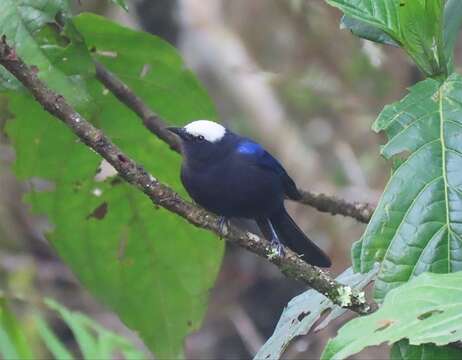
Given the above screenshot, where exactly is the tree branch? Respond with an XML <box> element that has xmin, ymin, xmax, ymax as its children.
<box><xmin>0</xmin><ymin>37</ymin><xmax>371</xmax><ymax>314</ymax></box>
<box><xmin>297</xmin><ymin>190</ymin><xmax>374</xmax><ymax>224</ymax></box>
<box><xmin>94</xmin><ymin>61</ymin><xmax>375</xmax><ymax>224</ymax></box>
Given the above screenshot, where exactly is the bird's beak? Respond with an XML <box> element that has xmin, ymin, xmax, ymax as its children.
<box><xmin>166</xmin><ymin>127</ymin><xmax>186</xmax><ymax>139</ymax></box>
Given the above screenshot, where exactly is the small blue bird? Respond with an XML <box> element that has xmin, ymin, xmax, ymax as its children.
<box><xmin>168</xmin><ymin>120</ymin><xmax>331</xmax><ymax>267</ymax></box>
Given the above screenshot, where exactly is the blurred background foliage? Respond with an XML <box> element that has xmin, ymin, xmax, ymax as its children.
<box><xmin>1</xmin><ymin>0</ymin><xmax>457</xmax><ymax>359</ymax></box>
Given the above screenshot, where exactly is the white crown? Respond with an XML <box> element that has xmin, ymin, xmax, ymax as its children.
<box><xmin>184</xmin><ymin>120</ymin><xmax>226</xmax><ymax>143</ymax></box>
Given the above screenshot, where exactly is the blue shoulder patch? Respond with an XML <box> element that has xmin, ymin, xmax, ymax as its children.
<box><xmin>235</xmin><ymin>138</ymin><xmax>299</xmax><ymax>199</ymax></box>
<box><xmin>236</xmin><ymin>141</ymin><xmax>263</xmax><ymax>155</ymax></box>
<box><xmin>236</xmin><ymin>140</ymin><xmax>285</xmax><ymax>175</ymax></box>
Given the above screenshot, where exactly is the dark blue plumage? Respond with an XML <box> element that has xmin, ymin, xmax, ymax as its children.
<box><xmin>168</xmin><ymin>120</ymin><xmax>331</xmax><ymax>267</ymax></box>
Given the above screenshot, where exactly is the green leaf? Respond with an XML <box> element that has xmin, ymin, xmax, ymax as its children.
<box><xmin>398</xmin><ymin>0</ymin><xmax>446</xmax><ymax>78</ymax></box>
<box><xmin>0</xmin><ymin>327</ymin><xmax>19</xmax><ymax>360</ymax></box>
<box><xmin>35</xmin><ymin>19</ymin><xmax>95</xmax><ymax>83</ymax></box>
<box><xmin>341</xmin><ymin>15</ymin><xmax>399</xmax><ymax>46</ymax></box>
<box><xmin>326</xmin><ymin>0</ymin><xmax>401</xmax><ymax>40</ymax></box>
<box><xmin>443</xmin><ymin>0</ymin><xmax>462</xmax><ymax>74</ymax></box>
<box><xmin>0</xmin><ymin>298</ymin><xmax>33</xmax><ymax>359</ymax></box>
<box><xmin>47</xmin><ymin>299</ymin><xmax>99</xmax><ymax>359</ymax></box>
<box><xmin>5</xmin><ymin>12</ymin><xmax>223</xmax><ymax>359</ymax></box>
<box><xmin>0</xmin><ymin>0</ymin><xmax>92</xmax><ymax>104</ymax></box>
<box><xmin>74</xmin><ymin>13</ymin><xmax>217</xmax><ymax>124</ymax></box>
<box><xmin>355</xmin><ymin>74</ymin><xmax>462</xmax><ymax>301</ymax></box>
<box><xmin>110</xmin><ymin>0</ymin><xmax>128</xmax><ymax>11</ymax></box>
<box><xmin>321</xmin><ymin>272</ymin><xmax>462</xmax><ymax>360</ymax></box>
<box><xmin>391</xmin><ymin>339</ymin><xmax>462</xmax><ymax>360</ymax></box>
<box><xmin>1</xmin><ymin>294</ymin><xmax>143</xmax><ymax>360</ymax></box>
<box><xmin>36</xmin><ymin>316</ymin><xmax>75</xmax><ymax>360</ymax></box>
<box><xmin>254</xmin><ymin>266</ymin><xmax>378</xmax><ymax>360</ymax></box>
<box><xmin>326</xmin><ymin>0</ymin><xmax>447</xmax><ymax>78</ymax></box>
<box><xmin>45</xmin><ymin>298</ymin><xmax>146</xmax><ymax>359</ymax></box>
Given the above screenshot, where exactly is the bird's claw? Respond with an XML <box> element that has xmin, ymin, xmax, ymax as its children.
<box><xmin>270</xmin><ymin>239</ymin><xmax>285</xmax><ymax>258</ymax></box>
<box><xmin>218</xmin><ymin>216</ymin><xmax>229</xmax><ymax>238</ymax></box>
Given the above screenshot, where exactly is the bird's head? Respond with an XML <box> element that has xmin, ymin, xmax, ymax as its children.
<box><xmin>167</xmin><ymin>120</ymin><xmax>230</xmax><ymax>164</ymax></box>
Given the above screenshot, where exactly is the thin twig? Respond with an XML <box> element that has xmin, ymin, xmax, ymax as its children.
<box><xmin>0</xmin><ymin>37</ymin><xmax>371</xmax><ymax>314</ymax></box>
<box><xmin>94</xmin><ymin>62</ymin><xmax>375</xmax><ymax>224</ymax></box>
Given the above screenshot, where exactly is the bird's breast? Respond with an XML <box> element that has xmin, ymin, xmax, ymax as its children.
<box><xmin>181</xmin><ymin>161</ymin><xmax>284</xmax><ymax>218</ymax></box>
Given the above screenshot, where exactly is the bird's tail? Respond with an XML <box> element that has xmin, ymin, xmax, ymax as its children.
<box><xmin>269</xmin><ymin>207</ymin><xmax>331</xmax><ymax>267</ymax></box>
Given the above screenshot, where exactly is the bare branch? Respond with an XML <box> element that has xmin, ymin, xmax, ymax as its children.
<box><xmin>0</xmin><ymin>37</ymin><xmax>371</xmax><ymax>314</ymax></box>
<box><xmin>94</xmin><ymin>62</ymin><xmax>375</xmax><ymax>223</ymax></box>
<box><xmin>297</xmin><ymin>190</ymin><xmax>374</xmax><ymax>223</ymax></box>
<box><xmin>93</xmin><ymin>62</ymin><xmax>181</xmax><ymax>153</ymax></box>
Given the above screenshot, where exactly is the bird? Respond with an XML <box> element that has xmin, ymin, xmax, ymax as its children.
<box><xmin>167</xmin><ymin>120</ymin><xmax>331</xmax><ymax>267</ymax></box>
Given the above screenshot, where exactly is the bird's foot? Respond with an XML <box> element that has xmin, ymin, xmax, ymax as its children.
<box><xmin>270</xmin><ymin>238</ymin><xmax>285</xmax><ymax>258</ymax></box>
<box><xmin>217</xmin><ymin>216</ymin><xmax>229</xmax><ymax>238</ymax></box>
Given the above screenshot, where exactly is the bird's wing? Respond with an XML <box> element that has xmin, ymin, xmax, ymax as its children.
<box><xmin>236</xmin><ymin>140</ymin><xmax>301</xmax><ymax>200</ymax></box>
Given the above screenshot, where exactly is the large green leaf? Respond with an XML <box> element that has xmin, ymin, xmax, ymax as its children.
<box><xmin>326</xmin><ymin>0</ymin><xmax>447</xmax><ymax>78</ymax></box>
<box><xmin>74</xmin><ymin>13</ymin><xmax>215</xmax><ymax>124</ymax></box>
<box><xmin>355</xmin><ymin>74</ymin><xmax>462</xmax><ymax>300</ymax></box>
<box><xmin>255</xmin><ymin>266</ymin><xmax>378</xmax><ymax>360</ymax></box>
<box><xmin>5</xmin><ymin>11</ymin><xmax>223</xmax><ymax>359</ymax></box>
<box><xmin>321</xmin><ymin>272</ymin><xmax>462</xmax><ymax>360</ymax></box>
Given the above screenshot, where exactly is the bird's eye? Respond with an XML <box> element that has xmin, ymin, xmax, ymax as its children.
<box><xmin>197</xmin><ymin>135</ymin><xmax>205</xmax><ymax>141</ymax></box>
